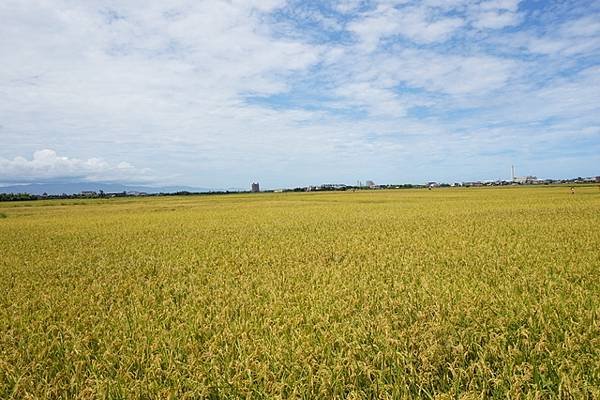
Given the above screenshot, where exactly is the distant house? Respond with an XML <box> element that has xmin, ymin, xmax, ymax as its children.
<box><xmin>80</xmin><ymin>191</ymin><xmax>96</xmax><ymax>196</ymax></box>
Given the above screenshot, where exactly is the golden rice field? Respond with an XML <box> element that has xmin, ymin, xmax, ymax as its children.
<box><xmin>1</xmin><ymin>186</ymin><xmax>599</xmax><ymax>399</ymax></box>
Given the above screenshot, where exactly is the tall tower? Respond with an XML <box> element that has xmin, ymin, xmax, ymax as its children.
<box><xmin>511</xmin><ymin>165</ymin><xmax>515</xmax><ymax>181</ymax></box>
<box><xmin>251</xmin><ymin>182</ymin><xmax>260</xmax><ymax>192</ymax></box>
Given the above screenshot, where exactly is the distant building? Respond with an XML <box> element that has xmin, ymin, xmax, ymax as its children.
<box><xmin>513</xmin><ymin>176</ymin><xmax>537</xmax><ymax>184</ymax></box>
<box><xmin>463</xmin><ymin>181</ymin><xmax>483</xmax><ymax>187</ymax></box>
<box><xmin>251</xmin><ymin>182</ymin><xmax>260</xmax><ymax>192</ymax></box>
<box><xmin>320</xmin><ymin>183</ymin><xmax>347</xmax><ymax>190</ymax></box>
<box><xmin>80</xmin><ymin>191</ymin><xmax>96</xmax><ymax>196</ymax></box>
<box><xmin>511</xmin><ymin>165</ymin><xmax>538</xmax><ymax>184</ymax></box>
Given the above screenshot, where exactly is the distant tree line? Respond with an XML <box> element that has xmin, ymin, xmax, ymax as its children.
<box><xmin>2</xmin><ymin>178</ymin><xmax>598</xmax><ymax>202</ymax></box>
<box><xmin>0</xmin><ymin>190</ymin><xmax>249</xmax><ymax>202</ymax></box>
<box><xmin>0</xmin><ymin>193</ymin><xmax>39</xmax><ymax>201</ymax></box>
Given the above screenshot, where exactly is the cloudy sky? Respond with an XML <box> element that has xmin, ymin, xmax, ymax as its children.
<box><xmin>1</xmin><ymin>0</ymin><xmax>599</xmax><ymax>188</ymax></box>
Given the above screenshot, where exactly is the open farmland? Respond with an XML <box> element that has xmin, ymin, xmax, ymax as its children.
<box><xmin>0</xmin><ymin>186</ymin><xmax>599</xmax><ymax>399</ymax></box>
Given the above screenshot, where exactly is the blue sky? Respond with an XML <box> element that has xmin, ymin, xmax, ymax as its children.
<box><xmin>1</xmin><ymin>0</ymin><xmax>599</xmax><ymax>188</ymax></box>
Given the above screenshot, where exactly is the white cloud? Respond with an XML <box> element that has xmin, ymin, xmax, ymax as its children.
<box><xmin>348</xmin><ymin>4</ymin><xmax>464</xmax><ymax>49</ymax></box>
<box><xmin>392</xmin><ymin>51</ymin><xmax>518</xmax><ymax>94</ymax></box>
<box><xmin>479</xmin><ymin>0</ymin><xmax>520</xmax><ymax>12</ymax></box>
<box><xmin>0</xmin><ymin>0</ymin><xmax>598</xmax><ymax>186</ymax></box>
<box><xmin>335</xmin><ymin>0</ymin><xmax>365</xmax><ymax>14</ymax></box>
<box><xmin>333</xmin><ymin>48</ymin><xmax>518</xmax><ymax>98</ymax></box>
<box><xmin>0</xmin><ymin>150</ymin><xmax>152</xmax><ymax>184</ymax></box>
<box><xmin>334</xmin><ymin>82</ymin><xmax>409</xmax><ymax>116</ymax></box>
<box><xmin>472</xmin><ymin>10</ymin><xmax>522</xmax><ymax>29</ymax></box>
<box><xmin>0</xmin><ymin>0</ymin><xmax>327</xmax><ymax>185</ymax></box>
<box><xmin>528</xmin><ymin>15</ymin><xmax>600</xmax><ymax>55</ymax></box>
<box><xmin>560</xmin><ymin>15</ymin><xmax>600</xmax><ymax>37</ymax></box>
<box><xmin>470</xmin><ymin>0</ymin><xmax>522</xmax><ymax>29</ymax></box>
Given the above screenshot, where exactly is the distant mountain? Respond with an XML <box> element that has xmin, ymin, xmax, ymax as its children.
<box><xmin>0</xmin><ymin>182</ymin><xmax>218</xmax><ymax>195</ymax></box>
